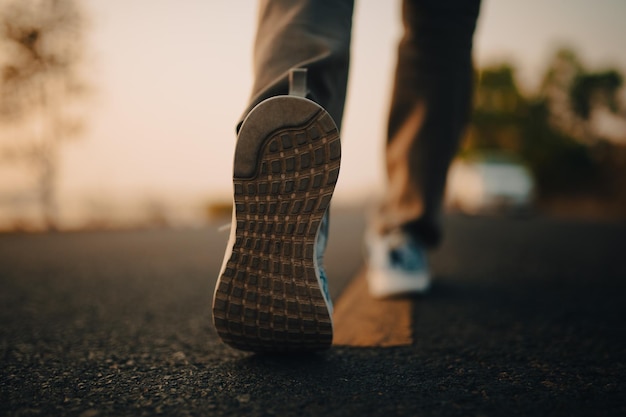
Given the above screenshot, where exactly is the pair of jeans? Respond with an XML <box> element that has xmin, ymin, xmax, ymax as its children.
<box><xmin>239</xmin><ymin>0</ymin><xmax>481</xmax><ymax>248</ymax></box>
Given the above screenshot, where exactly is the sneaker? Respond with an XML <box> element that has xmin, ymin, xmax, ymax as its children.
<box><xmin>365</xmin><ymin>229</ymin><xmax>431</xmax><ymax>298</ymax></box>
<box><xmin>212</xmin><ymin>69</ymin><xmax>340</xmax><ymax>352</ymax></box>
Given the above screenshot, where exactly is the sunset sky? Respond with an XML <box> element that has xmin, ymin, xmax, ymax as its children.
<box><xmin>2</xmin><ymin>0</ymin><xmax>626</xmax><ymax>226</ymax></box>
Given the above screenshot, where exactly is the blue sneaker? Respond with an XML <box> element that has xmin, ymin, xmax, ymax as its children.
<box><xmin>212</xmin><ymin>69</ymin><xmax>340</xmax><ymax>352</ymax></box>
<box><xmin>365</xmin><ymin>229</ymin><xmax>431</xmax><ymax>298</ymax></box>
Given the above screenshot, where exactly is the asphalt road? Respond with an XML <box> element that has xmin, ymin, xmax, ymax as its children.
<box><xmin>1</xmin><ymin>209</ymin><xmax>625</xmax><ymax>416</ymax></box>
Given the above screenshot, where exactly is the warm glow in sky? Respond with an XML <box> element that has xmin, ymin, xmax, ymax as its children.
<box><xmin>3</xmin><ymin>0</ymin><xmax>626</xmax><ymax>226</ymax></box>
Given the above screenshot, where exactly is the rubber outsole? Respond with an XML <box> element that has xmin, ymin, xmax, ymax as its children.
<box><xmin>212</xmin><ymin>96</ymin><xmax>340</xmax><ymax>352</ymax></box>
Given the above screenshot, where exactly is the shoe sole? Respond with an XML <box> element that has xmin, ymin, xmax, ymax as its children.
<box><xmin>212</xmin><ymin>95</ymin><xmax>340</xmax><ymax>352</ymax></box>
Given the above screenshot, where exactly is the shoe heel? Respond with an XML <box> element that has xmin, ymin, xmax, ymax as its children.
<box><xmin>212</xmin><ymin>74</ymin><xmax>341</xmax><ymax>352</ymax></box>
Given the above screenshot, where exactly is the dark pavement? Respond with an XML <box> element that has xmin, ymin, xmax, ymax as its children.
<box><xmin>1</xmin><ymin>210</ymin><xmax>625</xmax><ymax>416</ymax></box>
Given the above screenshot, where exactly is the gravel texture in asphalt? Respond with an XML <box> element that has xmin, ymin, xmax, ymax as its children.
<box><xmin>1</xmin><ymin>212</ymin><xmax>624</xmax><ymax>416</ymax></box>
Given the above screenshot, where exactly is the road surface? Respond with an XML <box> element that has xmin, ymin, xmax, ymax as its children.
<box><xmin>1</xmin><ymin>209</ymin><xmax>625</xmax><ymax>416</ymax></box>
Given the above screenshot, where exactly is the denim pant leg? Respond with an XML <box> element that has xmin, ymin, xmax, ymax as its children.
<box><xmin>376</xmin><ymin>0</ymin><xmax>482</xmax><ymax>247</ymax></box>
<box><xmin>238</xmin><ymin>0</ymin><xmax>354</xmax><ymax>131</ymax></box>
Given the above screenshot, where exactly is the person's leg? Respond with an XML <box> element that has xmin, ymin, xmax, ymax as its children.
<box><xmin>377</xmin><ymin>0</ymin><xmax>481</xmax><ymax>247</ymax></box>
<box><xmin>239</xmin><ymin>0</ymin><xmax>354</xmax><ymax>131</ymax></box>
<box><xmin>243</xmin><ymin>0</ymin><xmax>354</xmax><ymax>298</ymax></box>
<box><xmin>366</xmin><ymin>0</ymin><xmax>481</xmax><ymax>298</ymax></box>
<box><xmin>213</xmin><ymin>1</ymin><xmax>354</xmax><ymax>352</ymax></box>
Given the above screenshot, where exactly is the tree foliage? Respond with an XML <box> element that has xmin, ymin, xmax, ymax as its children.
<box><xmin>570</xmin><ymin>70</ymin><xmax>622</xmax><ymax>120</ymax></box>
<box><xmin>467</xmin><ymin>49</ymin><xmax>626</xmax><ymax>199</ymax></box>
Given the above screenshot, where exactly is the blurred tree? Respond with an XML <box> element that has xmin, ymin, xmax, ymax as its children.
<box><xmin>570</xmin><ymin>71</ymin><xmax>622</xmax><ymax>120</ymax></box>
<box><xmin>466</xmin><ymin>49</ymin><xmax>626</xmax><ymax>204</ymax></box>
<box><xmin>521</xmin><ymin>99</ymin><xmax>597</xmax><ymax>195</ymax></box>
<box><xmin>468</xmin><ymin>64</ymin><xmax>527</xmax><ymax>152</ymax></box>
<box><xmin>539</xmin><ymin>48</ymin><xmax>584</xmax><ymax>140</ymax></box>
<box><xmin>0</xmin><ymin>0</ymin><xmax>89</xmax><ymax>230</ymax></box>
<box><xmin>541</xmin><ymin>48</ymin><xmax>624</xmax><ymax>144</ymax></box>
<box><xmin>570</xmin><ymin>70</ymin><xmax>623</xmax><ymax>142</ymax></box>
<box><xmin>540</xmin><ymin>49</ymin><xmax>626</xmax><ymax>205</ymax></box>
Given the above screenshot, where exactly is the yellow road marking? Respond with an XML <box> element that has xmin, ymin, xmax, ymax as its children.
<box><xmin>332</xmin><ymin>270</ymin><xmax>412</xmax><ymax>347</ymax></box>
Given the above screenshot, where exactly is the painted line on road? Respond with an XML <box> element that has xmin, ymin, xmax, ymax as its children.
<box><xmin>332</xmin><ymin>269</ymin><xmax>412</xmax><ymax>347</ymax></box>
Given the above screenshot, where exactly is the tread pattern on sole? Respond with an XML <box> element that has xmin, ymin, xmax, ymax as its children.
<box><xmin>213</xmin><ymin>109</ymin><xmax>340</xmax><ymax>352</ymax></box>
